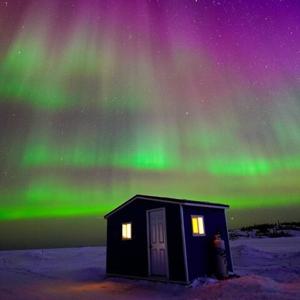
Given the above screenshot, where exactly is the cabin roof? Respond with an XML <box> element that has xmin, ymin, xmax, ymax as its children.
<box><xmin>104</xmin><ymin>194</ymin><xmax>229</xmax><ymax>218</ymax></box>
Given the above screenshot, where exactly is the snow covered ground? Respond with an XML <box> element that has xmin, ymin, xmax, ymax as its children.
<box><xmin>0</xmin><ymin>237</ymin><xmax>299</xmax><ymax>300</ymax></box>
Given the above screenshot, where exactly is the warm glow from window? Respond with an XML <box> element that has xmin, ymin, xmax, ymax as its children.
<box><xmin>191</xmin><ymin>216</ymin><xmax>205</xmax><ymax>236</ymax></box>
<box><xmin>122</xmin><ymin>223</ymin><xmax>132</xmax><ymax>240</ymax></box>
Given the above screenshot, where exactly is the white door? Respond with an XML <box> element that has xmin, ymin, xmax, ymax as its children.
<box><xmin>148</xmin><ymin>208</ymin><xmax>168</xmax><ymax>277</ymax></box>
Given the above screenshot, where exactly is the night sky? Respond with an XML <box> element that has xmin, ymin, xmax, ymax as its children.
<box><xmin>0</xmin><ymin>0</ymin><xmax>300</xmax><ymax>247</ymax></box>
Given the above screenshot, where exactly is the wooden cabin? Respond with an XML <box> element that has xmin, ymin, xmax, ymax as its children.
<box><xmin>104</xmin><ymin>194</ymin><xmax>233</xmax><ymax>284</ymax></box>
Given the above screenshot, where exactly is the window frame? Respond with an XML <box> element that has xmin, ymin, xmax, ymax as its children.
<box><xmin>191</xmin><ymin>215</ymin><xmax>206</xmax><ymax>237</ymax></box>
<box><xmin>122</xmin><ymin>222</ymin><xmax>132</xmax><ymax>240</ymax></box>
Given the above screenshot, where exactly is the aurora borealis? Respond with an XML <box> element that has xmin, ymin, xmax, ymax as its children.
<box><xmin>0</xmin><ymin>0</ymin><xmax>300</xmax><ymax>240</ymax></box>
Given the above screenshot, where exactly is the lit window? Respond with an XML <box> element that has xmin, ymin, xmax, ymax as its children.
<box><xmin>122</xmin><ymin>223</ymin><xmax>132</xmax><ymax>240</ymax></box>
<box><xmin>191</xmin><ymin>216</ymin><xmax>205</xmax><ymax>236</ymax></box>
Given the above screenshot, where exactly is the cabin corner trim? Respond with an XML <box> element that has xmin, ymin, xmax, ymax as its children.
<box><xmin>180</xmin><ymin>205</ymin><xmax>189</xmax><ymax>283</ymax></box>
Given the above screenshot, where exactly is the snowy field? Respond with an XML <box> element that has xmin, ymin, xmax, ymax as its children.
<box><xmin>0</xmin><ymin>237</ymin><xmax>299</xmax><ymax>300</ymax></box>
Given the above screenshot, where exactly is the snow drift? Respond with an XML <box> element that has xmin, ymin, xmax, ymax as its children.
<box><xmin>0</xmin><ymin>237</ymin><xmax>299</xmax><ymax>300</ymax></box>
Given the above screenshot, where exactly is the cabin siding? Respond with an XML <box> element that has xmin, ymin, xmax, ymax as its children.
<box><xmin>106</xmin><ymin>207</ymin><xmax>148</xmax><ymax>276</ymax></box>
<box><xmin>164</xmin><ymin>204</ymin><xmax>186</xmax><ymax>282</ymax></box>
<box><xmin>106</xmin><ymin>198</ymin><xmax>186</xmax><ymax>282</ymax></box>
<box><xmin>182</xmin><ymin>206</ymin><xmax>233</xmax><ymax>281</ymax></box>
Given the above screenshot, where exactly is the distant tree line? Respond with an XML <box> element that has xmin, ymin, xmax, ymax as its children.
<box><xmin>240</xmin><ymin>221</ymin><xmax>300</xmax><ymax>232</ymax></box>
<box><xmin>229</xmin><ymin>221</ymin><xmax>300</xmax><ymax>240</ymax></box>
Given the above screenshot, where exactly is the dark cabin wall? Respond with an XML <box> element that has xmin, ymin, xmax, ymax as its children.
<box><xmin>182</xmin><ymin>206</ymin><xmax>233</xmax><ymax>281</ymax></box>
<box><xmin>106</xmin><ymin>198</ymin><xmax>186</xmax><ymax>282</ymax></box>
<box><xmin>164</xmin><ymin>204</ymin><xmax>186</xmax><ymax>282</ymax></box>
<box><xmin>106</xmin><ymin>208</ymin><xmax>148</xmax><ymax>277</ymax></box>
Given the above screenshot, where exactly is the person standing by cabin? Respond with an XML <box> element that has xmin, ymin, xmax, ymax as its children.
<box><xmin>212</xmin><ymin>232</ymin><xmax>229</xmax><ymax>279</ymax></box>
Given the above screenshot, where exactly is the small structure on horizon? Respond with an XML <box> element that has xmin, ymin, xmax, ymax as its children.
<box><xmin>104</xmin><ymin>194</ymin><xmax>233</xmax><ymax>284</ymax></box>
